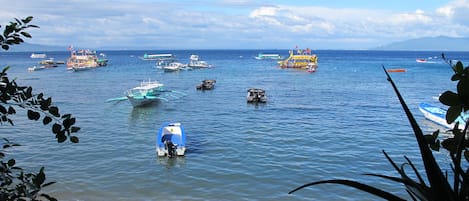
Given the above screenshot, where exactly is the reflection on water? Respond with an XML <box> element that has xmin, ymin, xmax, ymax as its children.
<box><xmin>129</xmin><ymin>103</ymin><xmax>161</xmax><ymax>123</ymax></box>
<box><xmin>156</xmin><ymin>156</ymin><xmax>186</xmax><ymax>169</ymax></box>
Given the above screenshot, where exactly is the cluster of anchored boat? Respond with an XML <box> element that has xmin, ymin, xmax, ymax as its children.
<box><xmin>106</xmin><ymin>77</ymin><xmax>268</xmax><ymax>158</ymax></box>
<box><xmin>141</xmin><ymin>53</ymin><xmax>212</xmax><ymax>72</ymax></box>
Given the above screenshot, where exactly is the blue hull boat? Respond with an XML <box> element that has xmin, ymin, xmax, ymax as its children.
<box><xmin>156</xmin><ymin>123</ymin><xmax>186</xmax><ymax>157</ymax></box>
<box><xmin>418</xmin><ymin>102</ymin><xmax>466</xmax><ymax>129</ymax></box>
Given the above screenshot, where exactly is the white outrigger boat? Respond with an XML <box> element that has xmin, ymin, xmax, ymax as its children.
<box><xmin>156</xmin><ymin>122</ymin><xmax>186</xmax><ymax>157</ymax></box>
<box><xmin>105</xmin><ymin>79</ymin><xmax>186</xmax><ymax>107</ymax></box>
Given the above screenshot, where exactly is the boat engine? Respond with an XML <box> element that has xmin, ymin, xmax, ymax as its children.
<box><xmin>165</xmin><ymin>140</ymin><xmax>177</xmax><ymax>158</ymax></box>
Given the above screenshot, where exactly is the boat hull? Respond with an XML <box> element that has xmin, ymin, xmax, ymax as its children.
<box><xmin>418</xmin><ymin>102</ymin><xmax>466</xmax><ymax>129</ymax></box>
<box><xmin>127</xmin><ymin>95</ymin><xmax>159</xmax><ymax>107</ymax></box>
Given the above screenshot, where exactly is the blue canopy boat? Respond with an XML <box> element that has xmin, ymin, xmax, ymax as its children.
<box><xmin>156</xmin><ymin>122</ymin><xmax>186</xmax><ymax>157</ymax></box>
<box><xmin>418</xmin><ymin>102</ymin><xmax>467</xmax><ymax>129</ymax></box>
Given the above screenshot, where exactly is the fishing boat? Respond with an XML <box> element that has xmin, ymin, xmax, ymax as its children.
<box><xmin>196</xmin><ymin>79</ymin><xmax>216</xmax><ymax>90</ymax></box>
<box><xmin>67</xmin><ymin>49</ymin><xmax>108</xmax><ymax>71</ymax></box>
<box><xmin>125</xmin><ymin>80</ymin><xmax>167</xmax><ymax>107</ymax></box>
<box><xmin>247</xmin><ymin>88</ymin><xmax>267</xmax><ymax>103</ymax></box>
<box><xmin>105</xmin><ymin>79</ymin><xmax>186</xmax><ymax>107</ymax></box>
<box><xmin>418</xmin><ymin>102</ymin><xmax>467</xmax><ymax>129</ymax></box>
<box><xmin>156</xmin><ymin>122</ymin><xmax>186</xmax><ymax>157</ymax></box>
<box><xmin>30</xmin><ymin>53</ymin><xmax>47</xmax><ymax>59</ymax></box>
<box><xmin>255</xmin><ymin>53</ymin><xmax>283</xmax><ymax>60</ymax></box>
<box><xmin>278</xmin><ymin>48</ymin><xmax>318</xmax><ymax>71</ymax></box>
<box><xmin>188</xmin><ymin>54</ymin><xmax>211</xmax><ymax>68</ymax></box>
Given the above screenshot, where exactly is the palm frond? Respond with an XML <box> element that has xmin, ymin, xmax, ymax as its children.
<box><xmin>288</xmin><ymin>179</ymin><xmax>406</xmax><ymax>201</ymax></box>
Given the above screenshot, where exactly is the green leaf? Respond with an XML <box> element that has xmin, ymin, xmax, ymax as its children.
<box><xmin>63</xmin><ymin>117</ymin><xmax>75</xmax><ymax>129</ymax></box>
<box><xmin>70</xmin><ymin>136</ymin><xmax>79</xmax><ymax>143</ymax></box>
<box><xmin>49</xmin><ymin>106</ymin><xmax>59</xmax><ymax>117</ymax></box>
<box><xmin>439</xmin><ymin>91</ymin><xmax>460</xmax><ymax>106</ymax></box>
<box><xmin>0</xmin><ymin>105</ymin><xmax>6</xmax><ymax>114</ymax></box>
<box><xmin>7</xmin><ymin>158</ymin><xmax>15</xmax><ymax>167</ymax></box>
<box><xmin>57</xmin><ymin>133</ymin><xmax>66</xmax><ymax>143</ymax></box>
<box><xmin>33</xmin><ymin>167</ymin><xmax>46</xmax><ymax>187</ymax></box>
<box><xmin>454</xmin><ymin>61</ymin><xmax>464</xmax><ymax>73</ymax></box>
<box><xmin>465</xmin><ymin>150</ymin><xmax>469</xmax><ymax>163</ymax></box>
<box><xmin>446</xmin><ymin>105</ymin><xmax>462</xmax><ymax>124</ymax></box>
<box><xmin>289</xmin><ymin>179</ymin><xmax>405</xmax><ymax>200</ymax></box>
<box><xmin>43</xmin><ymin>116</ymin><xmax>52</xmax><ymax>125</ymax></box>
<box><xmin>451</xmin><ymin>74</ymin><xmax>461</xmax><ymax>81</ymax></box>
<box><xmin>27</xmin><ymin>109</ymin><xmax>40</xmax><ymax>120</ymax></box>
<box><xmin>7</xmin><ymin>106</ymin><xmax>15</xmax><ymax>114</ymax></box>
<box><xmin>457</xmin><ymin>79</ymin><xmax>469</xmax><ymax>101</ymax></box>
<box><xmin>20</xmin><ymin>32</ymin><xmax>31</xmax><ymax>38</ymax></box>
<box><xmin>52</xmin><ymin>123</ymin><xmax>61</xmax><ymax>134</ymax></box>
<box><xmin>71</xmin><ymin>126</ymin><xmax>81</xmax><ymax>133</ymax></box>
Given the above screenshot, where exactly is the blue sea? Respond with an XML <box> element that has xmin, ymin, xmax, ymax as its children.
<box><xmin>1</xmin><ymin>49</ymin><xmax>468</xmax><ymax>200</ymax></box>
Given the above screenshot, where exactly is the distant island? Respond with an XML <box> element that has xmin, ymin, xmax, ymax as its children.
<box><xmin>372</xmin><ymin>36</ymin><xmax>469</xmax><ymax>51</ymax></box>
<box><xmin>6</xmin><ymin>43</ymin><xmax>66</xmax><ymax>52</ymax></box>
<box><xmin>4</xmin><ymin>36</ymin><xmax>469</xmax><ymax>52</ymax></box>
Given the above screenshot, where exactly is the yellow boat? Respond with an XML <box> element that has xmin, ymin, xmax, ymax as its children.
<box><xmin>278</xmin><ymin>49</ymin><xmax>318</xmax><ymax>71</ymax></box>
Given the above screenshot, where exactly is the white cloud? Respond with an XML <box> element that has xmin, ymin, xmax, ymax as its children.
<box><xmin>1</xmin><ymin>0</ymin><xmax>468</xmax><ymax>49</ymax></box>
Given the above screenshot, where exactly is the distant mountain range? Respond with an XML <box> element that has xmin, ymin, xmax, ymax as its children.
<box><xmin>6</xmin><ymin>43</ymin><xmax>66</xmax><ymax>52</ymax></box>
<box><xmin>372</xmin><ymin>36</ymin><xmax>469</xmax><ymax>51</ymax></box>
<box><xmin>4</xmin><ymin>36</ymin><xmax>469</xmax><ymax>52</ymax></box>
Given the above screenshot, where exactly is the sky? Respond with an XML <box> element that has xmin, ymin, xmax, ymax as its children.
<box><xmin>1</xmin><ymin>0</ymin><xmax>469</xmax><ymax>50</ymax></box>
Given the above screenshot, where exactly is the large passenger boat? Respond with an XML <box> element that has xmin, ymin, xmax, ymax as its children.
<box><xmin>67</xmin><ymin>49</ymin><xmax>108</xmax><ymax>71</ymax></box>
<box><xmin>278</xmin><ymin>48</ymin><xmax>318</xmax><ymax>72</ymax></box>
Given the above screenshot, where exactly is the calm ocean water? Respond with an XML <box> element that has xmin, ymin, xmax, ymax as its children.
<box><xmin>1</xmin><ymin>49</ymin><xmax>468</xmax><ymax>200</ymax></box>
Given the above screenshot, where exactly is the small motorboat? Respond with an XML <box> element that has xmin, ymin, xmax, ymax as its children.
<box><xmin>247</xmin><ymin>88</ymin><xmax>267</xmax><ymax>103</ymax></box>
<box><xmin>156</xmin><ymin>122</ymin><xmax>186</xmax><ymax>157</ymax></box>
<box><xmin>418</xmin><ymin>102</ymin><xmax>467</xmax><ymax>129</ymax></box>
<box><xmin>196</xmin><ymin>79</ymin><xmax>216</xmax><ymax>90</ymax></box>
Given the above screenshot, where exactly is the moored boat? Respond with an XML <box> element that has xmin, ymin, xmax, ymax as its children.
<box><xmin>141</xmin><ymin>53</ymin><xmax>175</xmax><ymax>61</ymax></box>
<box><xmin>278</xmin><ymin>48</ymin><xmax>318</xmax><ymax>71</ymax></box>
<box><xmin>125</xmin><ymin>79</ymin><xmax>166</xmax><ymax>107</ymax></box>
<box><xmin>188</xmin><ymin>54</ymin><xmax>211</xmax><ymax>68</ymax></box>
<box><xmin>105</xmin><ymin>79</ymin><xmax>186</xmax><ymax>107</ymax></box>
<box><xmin>196</xmin><ymin>79</ymin><xmax>216</xmax><ymax>90</ymax></box>
<box><xmin>156</xmin><ymin>122</ymin><xmax>186</xmax><ymax>157</ymax></box>
<box><xmin>255</xmin><ymin>53</ymin><xmax>283</xmax><ymax>60</ymax></box>
<box><xmin>67</xmin><ymin>49</ymin><xmax>108</xmax><ymax>71</ymax></box>
<box><xmin>163</xmin><ymin>62</ymin><xmax>186</xmax><ymax>72</ymax></box>
<box><xmin>30</xmin><ymin>53</ymin><xmax>47</xmax><ymax>59</ymax></box>
<box><xmin>247</xmin><ymin>88</ymin><xmax>267</xmax><ymax>103</ymax></box>
<box><xmin>419</xmin><ymin>102</ymin><xmax>467</xmax><ymax>129</ymax></box>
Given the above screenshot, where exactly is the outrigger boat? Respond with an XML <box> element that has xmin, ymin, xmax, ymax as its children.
<box><xmin>278</xmin><ymin>48</ymin><xmax>318</xmax><ymax>72</ymax></box>
<box><xmin>105</xmin><ymin>79</ymin><xmax>186</xmax><ymax>107</ymax></box>
<box><xmin>156</xmin><ymin>122</ymin><xmax>186</xmax><ymax>157</ymax></box>
<box><xmin>418</xmin><ymin>102</ymin><xmax>467</xmax><ymax>129</ymax></box>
